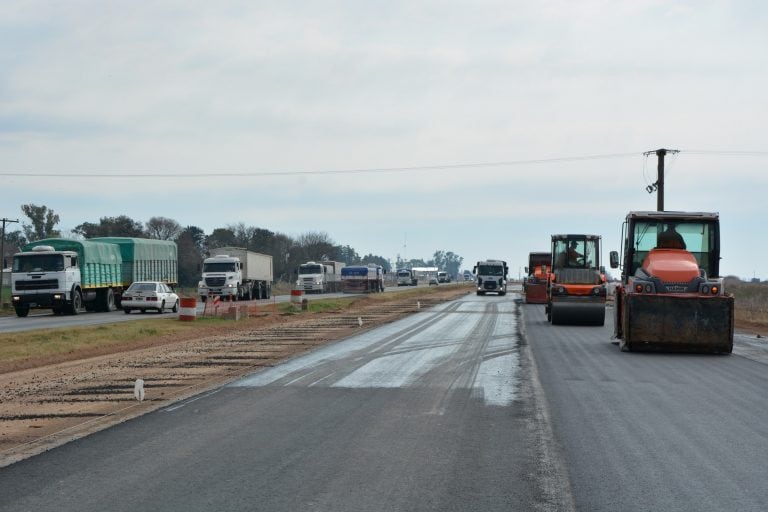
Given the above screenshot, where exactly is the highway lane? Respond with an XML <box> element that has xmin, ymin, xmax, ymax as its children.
<box><xmin>524</xmin><ymin>302</ymin><xmax>768</xmax><ymax>511</ymax></box>
<box><xmin>0</xmin><ymin>293</ymin><xmax>568</xmax><ymax>512</ymax></box>
<box><xmin>0</xmin><ymin>285</ymin><xmax>436</xmax><ymax>334</ymax></box>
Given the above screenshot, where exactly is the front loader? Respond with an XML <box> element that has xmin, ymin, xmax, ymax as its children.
<box><xmin>610</xmin><ymin>211</ymin><xmax>734</xmax><ymax>353</ymax></box>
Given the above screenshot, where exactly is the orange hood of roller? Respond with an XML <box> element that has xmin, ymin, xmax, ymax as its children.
<box><xmin>641</xmin><ymin>249</ymin><xmax>700</xmax><ymax>282</ymax></box>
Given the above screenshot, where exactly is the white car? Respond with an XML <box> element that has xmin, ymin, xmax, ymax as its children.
<box><xmin>122</xmin><ymin>281</ymin><xmax>179</xmax><ymax>314</ymax></box>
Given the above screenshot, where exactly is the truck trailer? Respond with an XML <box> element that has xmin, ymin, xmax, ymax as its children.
<box><xmin>11</xmin><ymin>237</ymin><xmax>178</xmax><ymax>317</ymax></box>
<box><xmin>198</xmin><ymin>247</ymin><xmax>273</xmax><ymax>302</ymax></box>
<box><xmin>296</xmin><ymin>261</ymin><xmax>345</xmax><ymax>293</ymax></box>
<box><xmin>341</xmin><ymin>265</ymin><xmax>384</xmax><ymax>293</ymax></box>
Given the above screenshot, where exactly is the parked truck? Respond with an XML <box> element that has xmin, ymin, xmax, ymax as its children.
<box><xmin>296</xmin><ymin>261</ymin><xmax>345</xmax><ymax>293</ymax></box>
<box><xmin>473</xmin><ymin>259</ymin><xmax>508</xmax><ymax>296</ymax></box>
<box><xmin>341</xmin><ymin>264</ymin><xmax>384</xmax><ymax>293</ymax></box>
<box><xmin>10</xmin><ymin>237</ymin><xmax>178</xmax><ymax>317</ymax></box>
<box><xmin>198</xmin><ymin>247</ymin><xmax>273</xmax><ymax>302</ymax></box>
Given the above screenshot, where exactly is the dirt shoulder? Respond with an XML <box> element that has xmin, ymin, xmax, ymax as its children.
<box><xmin>0</xmin><ymin>287</ymin><xmax>471</xmax><ymax>467</ymax></box>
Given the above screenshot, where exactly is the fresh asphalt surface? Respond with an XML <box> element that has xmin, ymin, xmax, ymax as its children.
<box><xmin>2</xmin><ymin>293</ymin><xmax>768</xmax><ymax>511</ymax></box>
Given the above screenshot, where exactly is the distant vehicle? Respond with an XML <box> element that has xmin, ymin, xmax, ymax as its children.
<box><xmin>463</xmin><ymin>270</ymin><xmax>473</xmax><ymax>282</ymax></box>
<box><xmin>546</xmin><ymin>234</ymin><xmax>606</xmax><ymax>325</ymax></box>
<box><xmin>437</xmin><ymin>271</ymin><xmax>449</xmax><ymax>283</ymax></box>
<box><xmin>122</xmin><ymin>281</ymin><xmax>179</xmax><ymax>314</ymax></box>
<box><xmin>473</xmin><ymin>260</ymin><xmax>508</xmax><ymax>296</ymax></box>
<box><xmin>523</xmin><ymin>252</ymin><xmax>551</xmax><ymax>304</ymax></box>
<box><xmin>396</xmin><ymin>269</ymin><xmax>417</xmax><ymax>286</ymax></box>
<box><xmin>296</xmin><ymin>261</ymin><xmax>345</xmax><ymax>293</ymax></box>
<box><xmin>341</xmin><ymin>265</ymin><xmax>385</xmax><ymax>293</ymax></box>
<box><xmin>198</xmin><ymin>247</ymin><xmax>273</xmax><ymax>302</ymax></box>
<box><xmin>429</xmin><ymin>276</ymin><xmax>439</xmax><ymax>286</ymax></box>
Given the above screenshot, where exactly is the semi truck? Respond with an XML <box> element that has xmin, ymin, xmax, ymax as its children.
<box><xmin>523</xmin><ymin>252</ymin><xmax>551</xmax><ymax>304</ymax></box>
<box><xmin>609</xmin><ymin>211</ymin><xmax>733</xmax><ymax>353</ymax></box>
<box><xmin>546</xmin><ymin>234</ymin><xmax>606</xmax><ymax>325</ymax></box>
<box><xmin>10</xmin><ymin>237</ymin><xmax>178</xmax><ymax>317</ymax></box>
<box><xmin>473</xmin><ymin>259</ymin><xmax>508</xmax><ymax>296</ymax></box>
<box><xmin>296</xmin><ymin>261</ymin><xmax>345</xmax><ymax>293</ymax></box>
<box><xmin>341</xmin><ymin>264</ymin><xmax>384</xmax><ymax>293</ymax></box>
<box><xmin>198</xmin><ymin>247</ymin><xmax>273</xmax><ymax>302</ymax></box>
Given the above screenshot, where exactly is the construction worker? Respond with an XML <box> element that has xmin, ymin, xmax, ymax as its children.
<box><xmin>657</xmin><ymin>224</ymin><xmax>686</xmax><ymax>249</ymax></box>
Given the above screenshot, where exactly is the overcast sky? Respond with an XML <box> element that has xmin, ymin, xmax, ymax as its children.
<box><xmin>2</xmin><ymin>1</ymin><xmax>767</xmax><ymax>279</ymax></box>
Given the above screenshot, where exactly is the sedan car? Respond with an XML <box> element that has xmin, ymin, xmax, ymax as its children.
<box><xmin>122</xmin><ymin>281</ymin><xmax>179</xmax><ymax>314</ymax></box>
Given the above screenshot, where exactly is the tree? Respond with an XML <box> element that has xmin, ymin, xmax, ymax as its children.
<box><xmin>361</xmin><ymin>254</ymin><xmax>390</xmax><ymax>272</ymax></box>
<box><xmin>335</xmin><ymin>245</ymin><xmax>360</xmax><ymax>265</ymax></box>
<box><xmin>183</xmin><ymin>226</ymin><xmax>207</xmax><ymax>255</ymax></box>
<box><xmin>176</xmin><ymin>230</ymin><xmax>203</xmax><ymax>287</ymax></box>
<box><xmin>206</xmin><ymin>228</ymin><xmax>237</xmax><ymax>251</ymax></box>
<box><xmin>2</xmin><ymin>230</ymin><xmax>27</xmax><ymax>264</ymax></box>
<box><xmin>146</xmin><ymin>217</ymin><xmax>182</xmax><ymax>240</ymax></box>
<box><xmin>432</xmin><ymin>250</ymin><xmax>463</xmax><ymax>278</ymax></box>
<box><xmin>297</xmin><ymin>231</ymin><xmax>336</xmax><ymax>263</ymax></box>
<box><xmin>21</xmin><ymin>204</ymin><xmax>60</xmax><ymax>241</ymax></box>
<box><xmin>74</xmin><ymin>215</ymin><xmax>145</xmax><ymax>238</ymax></box>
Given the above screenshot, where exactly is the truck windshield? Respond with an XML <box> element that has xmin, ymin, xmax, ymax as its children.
<box><xmin>397</xmin><ymin>270</ymin><xmax>410</xmax><ymax>277</ymax></box>
<box><xmin>299</xmin><ymin>265</ymin><xmax>323</xmax><ymax>274</ymax></box>
<box><xmin>477</xmin><ymin>265</ymin><xmax>504</xmax><ymax>276</ymax></box>
<box><xmin>553</xmin><ymin>239</ymin><xmax>599</xmax><ymax>270</ymax></box>
<box><xmin>631</xmin><ymin>220</ymin><xmax>715</xmax><ymax>276</ymax></box>
<box><xmin>13</xmin><ymin>254</ymin><xmax>65</xmax><ymax>272</ymax></box>
<box><xmin>203</xmin><ymin>262</ymin><xmax>237</xmax><ymax>273</ymax></box>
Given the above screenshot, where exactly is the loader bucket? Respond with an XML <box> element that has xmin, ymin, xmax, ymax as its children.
<box><xmin>622</xmin><ymin>293</ymin><xmax>734</xmax><ymax>353</ymax></box>
<box><xmin>550</xmin><ymin>297</ymin><xmax>605</xmax><ymax>326</ymax></box>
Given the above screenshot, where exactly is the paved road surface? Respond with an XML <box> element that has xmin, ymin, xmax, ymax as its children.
<box><xmin>0</xmin><ymin>294</ymin><xmax>566</xmax><ymax>512</ymax></box>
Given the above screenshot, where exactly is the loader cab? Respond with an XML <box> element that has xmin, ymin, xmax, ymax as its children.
<box><xmin>551</xmin><ymin>235</ymin><xmax>600</xmax><ymax>271</ymax></box>
<box><xmin>610</xmin><ymin>211</ymin><xmax>721</xmax><ymax>283</ymax></box>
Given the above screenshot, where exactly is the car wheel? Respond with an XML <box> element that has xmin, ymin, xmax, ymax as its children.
<box><xmin>123</xmin><ymin>308</ymin><xmax>131</xmax><ymax>315</ymax></box>
<box><xmin>172</xmin><ymin>300</ymin><xmax>178</xmax><ymax>313</ymax></box>
<box><xmin>159</xmin><ymin>300</ymin><xmax>165</xmax><ymax>313</ymax></box>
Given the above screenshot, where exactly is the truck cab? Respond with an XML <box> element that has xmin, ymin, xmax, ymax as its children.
<box><xmin>396</xmin><ymin>269</ymin><xmax>416</xmax><ymax>286</ymax></box>
<box><xmin>473</xmin><ymin>260</ymin><xmax>508</xmax><ymax>296</ymax></box>
<box><xmin>11</xmin><ymin>246</ymin><xmax>81</xmax><ymax>316</ymax></box>
<box><xmin>198</xmin><ymin>254</ymin><xmax>242</xmax><ymax>301</ymax></box>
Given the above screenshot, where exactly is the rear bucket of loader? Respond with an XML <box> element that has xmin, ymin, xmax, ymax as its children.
<box><xmin>551</xmin><ymin>297</ymin><xmax>605</xmax><ymax>326</ymax></box>
<box><xmin>622</xmin><ymin>294</ymin><xmax>734</xmax><ymax>353</ymax></box>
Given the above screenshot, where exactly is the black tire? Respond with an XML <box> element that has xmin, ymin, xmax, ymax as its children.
<box><xmin>100</xmin><ymin>288</ymin><xmax>116</xmax><ymax>312</ymax></box>
<box><xmin>15</xmin><ymin>306</ymin><xmax>29</xmax><ymax>318</ymax></box>
<box><xmin>200</xmin><ymin>296</ymin><xmax>207</xmax><ymax>303</ymax></box>
<box><xmin>68</xmin><ymin>291</ymin><xmax>83</xmax><ymax>315</ymax></box>
<box><xmin>123</xmin><ymin>308</ymin><xmax>132</xmax><ymax>315</ymax></box>
<box><xmin>52</xmin><ymin>307</ymin><xmax>64</xmax><ymax>315</ymax></box>
<box><xmin>159</xmin><ymin>300</ymin><xmax>165</xmax><ymax>313</ymax></box>
<box><xmin>140</xmin><ymin>309</ymin><xmax>146</xmax><ymax>314</ymax></box>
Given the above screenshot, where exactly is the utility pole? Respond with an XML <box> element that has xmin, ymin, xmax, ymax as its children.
<box><xmin>0</xmin><ymin>217</ymin><xmax>20</xmax><ymax>309</ymax></box>
<box><xmin>644</xmin><ymin>148</ymin><xmax>679</xmax><ymax>211</ymax></box>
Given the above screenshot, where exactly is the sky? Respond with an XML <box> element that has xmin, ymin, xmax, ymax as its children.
<box><xmin>1</xmin><ymin>1</ymin><xmax>767</xmax><ymax>279</ymax></box>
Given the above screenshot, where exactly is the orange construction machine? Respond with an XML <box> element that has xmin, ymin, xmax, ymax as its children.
<box><xmin>523</xmin><ymin>252</ymin><xmax>550</xmax><ymax>304</ymax></box>
<box><xmin>546</xmin><ymin>234</ymin><xmax>607</xmax><ymax>325</ymax></box>
<box><xmin>609</xmin><ymin>211</ymin><xmax>734</xmax><ymax>353</ymax></box>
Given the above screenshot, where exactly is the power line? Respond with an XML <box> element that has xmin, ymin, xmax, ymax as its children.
<box><xmin>0</xmin><ymin>152</ymin><xmax>641</xmax><ymax>179</ymax></box>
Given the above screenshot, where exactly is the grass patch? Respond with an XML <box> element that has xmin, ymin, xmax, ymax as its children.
<box><xmin>0</xmin><ymin>317</ymin><xmax>227</xmax><ymax>365</ymax></box>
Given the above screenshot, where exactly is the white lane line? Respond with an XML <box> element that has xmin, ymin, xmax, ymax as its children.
<box><xmin>163</xmin><ymin>388</ymin><xmax>224</xmax><ymax>412</ymax></box>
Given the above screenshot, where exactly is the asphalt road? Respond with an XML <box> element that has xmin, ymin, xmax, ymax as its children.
<box><xmin>2</xmin><ymin>293</ymin><xmax>767</xmax><ymax>511</ymax></box>
<box><xmin>0</xmin><ymin>293</ymin><xmax>567</xmax><ymax>512</ymax></box>
<box><xmin>524</xmin><ymin>302</ymin><xmax>768</xmax><ymax>511</ymax></box>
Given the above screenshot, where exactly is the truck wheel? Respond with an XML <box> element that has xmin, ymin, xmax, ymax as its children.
<box><xmin>200</xmin><ymin>296</ymin><xmax>207</xmax><ymax>303</ymax></box>
<box><xmin>15</xmin><ymin>306</ymin><xmax>29</xmax><ymax>318</ymax></box>
<box><xmin>68</xmin><ymin>291</ymin><xmax>83</xmax><ymax>315</ymax></box>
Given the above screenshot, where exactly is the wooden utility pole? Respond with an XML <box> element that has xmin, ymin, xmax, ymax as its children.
<box><xmin>0</xmin><ymin>217</ymin><xmax>20</xmax><ymax>309</ymax></box>
<box><xmin>644</xmin><ymin>148</ymin><xmax>679</xmax><ymax>211</ymax></box>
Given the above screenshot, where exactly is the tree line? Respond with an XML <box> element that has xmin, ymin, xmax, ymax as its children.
<box><xmin>2</xmin><ymin>204</ymin><xmax>463</xmax><ymax>287</ymax></box>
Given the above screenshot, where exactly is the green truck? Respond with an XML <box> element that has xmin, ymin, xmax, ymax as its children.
<box><xmin>10</xmin><ymin>237</ymin><xmax>177</xmax><ymax>317</ymax></box>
